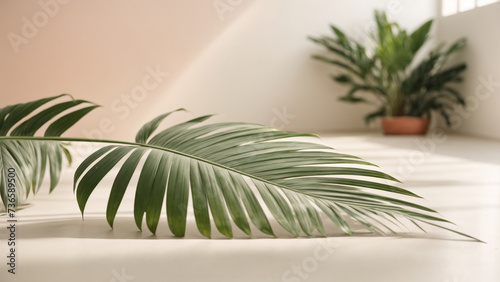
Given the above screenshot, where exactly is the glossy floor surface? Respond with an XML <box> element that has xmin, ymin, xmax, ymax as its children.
<box><xmin>1</xmin><ymin>133</ymin><xmax>499</xmax><ymax>281</ymax></box>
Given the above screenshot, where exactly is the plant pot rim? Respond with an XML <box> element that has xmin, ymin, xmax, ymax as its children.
<box><xmin>382</xmin><ymin>116</ymin><xmax>430</xmax><ymax>121</ymax></box>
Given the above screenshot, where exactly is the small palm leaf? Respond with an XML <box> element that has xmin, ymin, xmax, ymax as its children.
<box><xmin>409</xmin><ymin>19</ymin><xmax>433</xmax><ymax>54</ymax></box>
<box><xmin>75</xmin><ymin>111</ymin><xmax>477</xmax><ymax>240</ymax></box>
<box><xmin>0</xmin><ymin>95</ymin><xmax>98</xmax><ymax>208</ymax></box>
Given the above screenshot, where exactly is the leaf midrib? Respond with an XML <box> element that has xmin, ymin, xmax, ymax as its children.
<box><xmin>0</xmin><ymin>136</ymin><xmax>326</xmax><ymax>199</ymax></box>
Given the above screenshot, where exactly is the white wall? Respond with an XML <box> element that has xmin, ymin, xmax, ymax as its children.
<box><xmin>436</xmin><ymin>2</ymin><xmax>500</xmax><ymax>139</ymax></box>
<box><xmin>0</xmin><ymin>0</ymin><xmax>436</xmax><ymax>140</ymax></box>
<box><xmin>156</xmin><ymin>0</ymin><xmax>437</xmax><ymax>134</ymax></box>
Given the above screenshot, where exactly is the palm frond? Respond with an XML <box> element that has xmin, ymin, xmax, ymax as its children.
<box><xmin>0</xmin><ymin>95</ymin><xmax>98</xmax><ymax>208</ymax></box>
<box><xmin>0</xmin><ymin>97</ymin><xmax>478</xmax><ymax>241</ymax></box>
<box><xmin>445</xmin><ymin>38</ymin><xmax>466</xmax><ymax>55</ymax></box>
<box><xmin>426</xmin><ymin>64</ymin><xmax>467</xmax><ymax>90</ymax></box>
<box><xmin>73</xmin><ymin>111</ymin><xmax>478</xmax><ymax>241</ymax></box>
<box><xmin>311</xmin><ymin>54</ymin><xmax>363</xmax><ymax>78</ymax></box>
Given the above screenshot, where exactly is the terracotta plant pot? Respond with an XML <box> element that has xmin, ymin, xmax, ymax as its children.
<box><xmin>381</xmin><ymin>117</ymin><xmax>430</xmax><ymax>135</ymax></box>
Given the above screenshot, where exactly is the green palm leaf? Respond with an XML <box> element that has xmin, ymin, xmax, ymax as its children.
<box><xmin>0</xmin><ymin>96</ymin><xmax>478</xmax><ymax>241</ymax></box>
<box><xmin>0</xmin><ymin>95</ymin><xmax>98</xmax><ymax>208</ymax></box>
<box><xmin>71</xmin><ymin>111</ymin><xmax>477</xmax><ymax>241</ymax></box>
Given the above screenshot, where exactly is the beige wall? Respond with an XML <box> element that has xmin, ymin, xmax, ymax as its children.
<box><xmin>0</xmin><ymin>0</ymin><xmax>255</xmax><ymax>140</ymax></box>
<box><xmin>436</xmin><ymin>2</ymin><xmax>500</xmax><ymax>139</ymax></box>
<box><xmin>1</xmin><ymin>0</ymin><xmax>435</xmax><ymax>140</ymax></box>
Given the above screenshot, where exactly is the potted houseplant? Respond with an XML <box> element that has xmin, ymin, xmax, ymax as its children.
<box><xmin>309</xmin><ymin>11</ymin><xmax>467</xmax><ymax>135</ymax></box>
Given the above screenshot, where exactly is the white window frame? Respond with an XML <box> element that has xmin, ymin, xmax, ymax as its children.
<box><xmin>441</xmin><ymin>0</ymin><xmax>499</xmax><ymax>17</ymax></box>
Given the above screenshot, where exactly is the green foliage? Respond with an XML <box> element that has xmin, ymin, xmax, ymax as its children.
<box><xmin>0</xmin><ymin>95</ymin><xmax>98</xmax><ymax>206</ymax></box>
<box><xmin>309</xmin><ymin>10</ymin><xmax>467</xmax><ymax>125</ymax></box>
<box><xmin>0</xmin><ymin>96</ymin><xmax>479</xmax><ymax>241</ymax></box>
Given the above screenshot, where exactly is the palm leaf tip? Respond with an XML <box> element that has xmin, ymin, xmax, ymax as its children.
<box><xmin>0</xmin><ymin>95</ymin><xmax>98</xmax><ymax>208</ymax></box>
<box><xmin>73</xmin><ymin>110</ymin><xmax>477</xmax><ymax>241</ymax></box>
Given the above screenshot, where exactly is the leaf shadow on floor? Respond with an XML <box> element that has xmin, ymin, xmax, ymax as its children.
<box><xmin>10</xmin><ymin>212</ymin><xmax>473</xmax><ymax>242</ymax></box>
